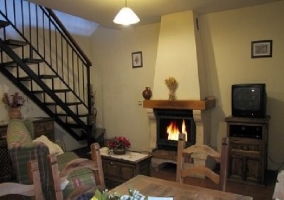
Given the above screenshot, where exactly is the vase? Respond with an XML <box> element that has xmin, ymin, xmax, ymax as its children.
<box><xmin>168</xmin><ymin>89</ymin><xmax>176</xmax><ymax>100</ymax></box>
<box><xmin>8</xmin><ymin>107</ymin><xmax>22</xmax><ymax>119</ymax></box>
<box><xmin>142</xmin><ymin>87</ymin><xmax>152</xmax><ymax>100</ymax></box>
<box><xmin>113</xmin><ymin>148</ymin><xmax>126</xmax><ymax>155</ymax></box>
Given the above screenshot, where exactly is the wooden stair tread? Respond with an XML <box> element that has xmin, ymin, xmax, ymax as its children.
<box><xmin>39</xmin><ymin>74</ymin><xmax>58</xmax><ymax>79</ymax></box>
<box><xmin>32</xmin><ymin>89</ymin><xmax>71</xmax><ymax>94</ymax></box>
<box><xmin>17</xmin><ymin>76</ymin><xmax>31</xmax><ymax>81</ymax></box>
<box><xmin>45</xmin><ymin>102</ymin><xmax>82</xmax><ymax>106</ymax></box>
<box><xmin>55</xmin><ymin>112</ymin><xmax>90</xmax><ymax>117</ymax></box>
<box><xmin>0</xmin><ymin>20</ymin><xmax>10</xmax><ymax>28</ymax></box>
<box><xmin>3</xmin><ymin>39</ymin><xmax>28</xmax><ymax>48</ymax></box>
<box><xmin>22</xmin><ymin>58</ymin><xmax>44</xmax><ymax>64</ymax></box>
<box><xmin>1</xmin><ymin>58</ymin><xmax>44</xmax><ymax>67</ymax></box>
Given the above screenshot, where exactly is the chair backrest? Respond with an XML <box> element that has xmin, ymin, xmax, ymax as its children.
<box><xmin>176</xmin><ymin>133</ymin><xmax>229</xmax><ymax>191</ymax></box>
<box><xmin>0</xmin><ymin>160</ymin><xmax>43</xmax><ymax>199</ymax></box>
<box><xmin>47</xmin><ymin>143</ymin><xmax>105</xmax><ymax>200</ymax></box>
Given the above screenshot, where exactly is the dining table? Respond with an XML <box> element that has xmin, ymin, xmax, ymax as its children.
<box><xmin>108</xmin><ymin>175</ymin><xmax>253</xmax><ymax>200</ymax></box>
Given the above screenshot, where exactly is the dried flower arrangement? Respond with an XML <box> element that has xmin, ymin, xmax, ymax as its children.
<box><xmin>2</xmin><ymin>92</ymin><xmax>25</xmax><ymax>108</ymax></box>
<box><xmin>108</xmin><ymin>136</ymin><xmax>131</xmax><ymax>150</ymax></box>
<box><xmin>165</xmin><ymin>76</ymin><xmax>178</xmax><ymax>100</ymax></box>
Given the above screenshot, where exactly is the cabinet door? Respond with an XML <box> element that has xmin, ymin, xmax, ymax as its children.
<box><xmin>120</xmin><ymin>165</ymin><xmax>135</xmax><ymax>181</ymax></box>
<box><xmin>33</xmin><ymin>119</ymin><xmax>54</xmax><ymax>141</ymax></box>
<box><xmin>102</xmin><ymin>160</ymin><xmax>120</xmax><ymax>180</ymax></box>
<box><xmin>246</xmin><ymin>157</ymin><xmax>262</xmax><ymax>183</ymax></box>
<box><xmin>229</xmin><ymin>154</ymin><xmax>245</xmax><ymax>181</ymax></box>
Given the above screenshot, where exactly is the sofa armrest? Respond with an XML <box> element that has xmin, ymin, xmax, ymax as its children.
<box><xmin>8</xmin><ymin>142</ymin><xmax>51</xmax><ymax>198</ymax></box>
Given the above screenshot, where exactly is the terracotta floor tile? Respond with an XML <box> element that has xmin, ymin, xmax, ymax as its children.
<box><xmin>150</xmin><ymin>165</ymin><xmax>277</xmax><ymax>199</ymax></box>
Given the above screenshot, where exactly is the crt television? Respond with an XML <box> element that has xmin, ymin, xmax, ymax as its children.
<box><xmin>231</xmin><ymin>83</ymin><xmax>267</xmax><ymax>118</ymax></box>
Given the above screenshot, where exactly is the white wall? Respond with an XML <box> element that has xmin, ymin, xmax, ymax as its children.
<box><xmin>91</xmin><ymin>1</ymin><xmax>284</xmax><ymax>170</ymax></box>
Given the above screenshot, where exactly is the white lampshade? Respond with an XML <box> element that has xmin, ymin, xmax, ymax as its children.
<box><xmin>113</xmin><ymin>7</ymin><xmax>140</xmax><ymax>25</ymax></box>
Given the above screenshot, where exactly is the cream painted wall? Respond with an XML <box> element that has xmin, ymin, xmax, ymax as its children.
<box><xmin>199</xmin><ymin>1</ymin><xmax>284</xmax><ymax>170</ymax></box>
<box><xmin>91</xmin><ymin>24</ymin><xmax>160</xmax><ymax>151</ymax></box>
<box><xmin>91</xmin><ymin>1</ymin><xmax>284</xmax><ymax>170</ymax></box>
<box><xmin>153</xmin><ymin>11</ymin><xmax>200</xmax><ymax>100</ymax></box>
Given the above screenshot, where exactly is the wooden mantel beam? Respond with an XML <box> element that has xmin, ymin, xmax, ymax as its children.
<box><xmin>143</xmin><ymin>99</ymin><xmax>216</xmax><ymax>110</ymax></box>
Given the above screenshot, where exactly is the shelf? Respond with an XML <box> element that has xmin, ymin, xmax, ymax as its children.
<box><xmin>143</xmin><ymin>99</ymin><xmax>216</xmax><ymax>110</ymax></box>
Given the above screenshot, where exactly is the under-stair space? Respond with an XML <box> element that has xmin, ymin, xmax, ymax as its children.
<box><xmin>0</xmin><ymin>0</ymin><xmax>102</xmax><ymax>144</ymax></box>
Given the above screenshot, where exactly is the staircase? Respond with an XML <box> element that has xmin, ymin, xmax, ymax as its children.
<box><xmin>0</xmin><ymin>0</ymin><xmax>95</xmax><ymax>143</ymax></box>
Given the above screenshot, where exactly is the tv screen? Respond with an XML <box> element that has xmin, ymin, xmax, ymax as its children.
<box><xmin>232</xmin><ymin>84</ymin><xmax>266</xmax><ymax>118</ymax></box>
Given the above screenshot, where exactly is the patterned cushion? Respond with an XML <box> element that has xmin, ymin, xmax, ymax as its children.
<box><xmin>7</xmin><ymin>119</ymin><xmax>32</xmax><ymax>148</ymax></box>
<box><xmin>9</xmin><ymin>142</ymin><xmax>52</xmax><ymax>199</ymax></box>
<box><xmin>57</xmin><ymin>152</ymin><xmax>96</xmax><ymax>200</ymax></box>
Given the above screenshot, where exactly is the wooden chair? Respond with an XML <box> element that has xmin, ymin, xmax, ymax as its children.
<box><xmin>176</xmin><ymin>133</ymin><xmax>229</xmax><ymax>191</ymax></box>
<box><xmin>0</xmin><ymin>160</ymin><xmax>43</xmax><ymax>199</ymax></box>
<box><xmin>47</xmin><ymin>143</ymin><xmax>105</xmax><ymax>200</ymax></box>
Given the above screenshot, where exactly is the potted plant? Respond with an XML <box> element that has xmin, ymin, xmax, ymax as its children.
<box><xmin>2</xmin><ymin>92</ymin><xmax>25</xmax><ymax>119</ymax></box>
<box><xmin>108</xmin><ymin>136</ymin><xmax>131</xmax><ymax>155</ymax></box>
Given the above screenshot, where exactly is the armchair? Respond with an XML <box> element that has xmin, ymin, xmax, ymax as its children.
<box><xmin>7</xmin><ymin>119</ymin><xmax>104</xmax><ymax>200</ymax></box>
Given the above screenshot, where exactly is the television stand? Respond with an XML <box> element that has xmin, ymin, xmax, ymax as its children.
<box><xmin>225</xmin><ymin>115</ymin><xmax>270</xmax><ymax>185</ymax></box>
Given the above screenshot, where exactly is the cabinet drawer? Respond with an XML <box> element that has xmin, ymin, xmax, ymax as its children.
<box><xmin>102</xmin><ymin>160</ymin><xmax>135</xmax><ymax>182</ymax></box>
<box><xmin>230</xmin><ymin>138</ymin><xmax>263</xmax><ymax>157</ymax></box>
<box><xmin>33</xmin><ymin>119</ymin><xmax>54</xmax><ymax>141</ymax></box>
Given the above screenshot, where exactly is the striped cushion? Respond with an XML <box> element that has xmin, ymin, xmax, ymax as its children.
<box><xmin>7</xmin><ymin>119</ymin><xmax>32</xmax><ymax>148</ymax></box>
<box><xmin>57</xmin><ymin>152</ymin><xmax>96</xmax><ymax>199</ymax></box>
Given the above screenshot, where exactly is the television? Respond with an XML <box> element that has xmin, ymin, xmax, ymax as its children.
<box><xmin>231</xmin><ymin>83</ymin><xmax>267</xmax><ymax>118</ymax></box>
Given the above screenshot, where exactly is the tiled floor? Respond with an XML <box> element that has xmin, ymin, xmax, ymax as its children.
<box><xmin>150</xmin><ymin>163</ymin><xmax>277</xmax><ymax>200</ymax></box>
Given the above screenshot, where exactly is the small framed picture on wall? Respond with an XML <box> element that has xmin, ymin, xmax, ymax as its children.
<box><xmin>132</xmin><ymin>51</ymin><xmax>143</xmax><ymax>68</ymax></box>
<box><xmin>251</xmin><ymin>40</ymin><xmax>272</xmax><ymax>58</ymax></box>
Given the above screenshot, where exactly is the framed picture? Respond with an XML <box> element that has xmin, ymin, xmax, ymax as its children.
<box><xmin>132</xmin><ymin>51</ymin><xmax>143</xmax><ymax>68</ymax></box>
<box><xmin>251</xmin><ymin>40</ymin><xmax>272</xmax><ymax>58</ymax></box>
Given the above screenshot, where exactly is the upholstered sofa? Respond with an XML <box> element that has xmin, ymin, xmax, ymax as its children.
<box><xmin>6</xmin><ymin>119</ymin><xmax>99</xmax><ymax>200</ymax></box>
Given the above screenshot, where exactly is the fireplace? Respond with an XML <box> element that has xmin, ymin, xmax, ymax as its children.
<box><xmin>143</xmin><ymin>99</ymin><xmax>216</xmax><ymax>169</ymax></box>
<box><xmin>154</xmin><ymin>109</ymin><xmax>195</xmax><ymax>151</ymax></box>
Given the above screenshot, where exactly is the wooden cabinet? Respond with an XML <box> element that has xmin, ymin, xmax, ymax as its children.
<box><xmin>101</xmin><ymin>152</ymin><xmax>152</xmax><ymax>189</ymax></box>
<box><xmin>225</xmin><ymin>116</ymin><xmax>270</xmax><ymax>185</ymax></box>
<box><xmin>0</xmin><ymin>117</ymin><xmax>54</xmax><ymax>182</ymax></box>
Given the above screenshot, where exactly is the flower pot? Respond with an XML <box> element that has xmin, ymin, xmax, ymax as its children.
<box><xmin>113</xmin><ymin>148</ymin><xmax>126</xmax><ymax>155</ymax></box>
<box><xmin>8</xmin><ymin>107</ymin><xmax>22</xmax><ymax>119</ymax></box>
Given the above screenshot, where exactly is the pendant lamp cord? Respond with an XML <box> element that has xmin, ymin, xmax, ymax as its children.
<box><xmin>125</xmin><ymin>0</ymin><xmax>127</xmax><ymax>7</ymax></box>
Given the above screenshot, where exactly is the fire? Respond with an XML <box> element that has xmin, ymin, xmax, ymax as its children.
<box><xmin>167</xmin><ymin>120</ymin><xmax>187</xmax><ymax>141</ymax></box>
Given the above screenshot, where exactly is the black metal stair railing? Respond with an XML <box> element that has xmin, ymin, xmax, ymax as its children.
<box><xmin>0</xmin><ymin>0</ymin><xmax>93</xmax><ymax>140</ymax></box>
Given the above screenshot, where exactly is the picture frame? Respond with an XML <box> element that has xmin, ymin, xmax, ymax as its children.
<box><xmin>132</xmin><ymin>51</ymin><xmax>143</xmax><ymax>68</ymax></box>
<box><xmin>251</xmin><ymin>40</ymin><xmax>272</xmax><ymax>58</ymax></box>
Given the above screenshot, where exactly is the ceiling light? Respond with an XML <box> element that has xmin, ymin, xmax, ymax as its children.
<box><xmin>113</xmin><ymin>0</ymin><xmax>140</xmax><ymax>25</ymax></box>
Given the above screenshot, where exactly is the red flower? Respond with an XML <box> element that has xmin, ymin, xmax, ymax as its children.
<box><xmin>108</xmin><ymin>136</ymin><xmax>131</xmax><ymax>150</ymax></box>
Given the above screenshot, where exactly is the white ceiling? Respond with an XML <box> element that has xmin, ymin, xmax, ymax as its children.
<box><xmin>27</xmin><ymin>0</ymin><xmax>281</xmax><ymax>29</ymax></box>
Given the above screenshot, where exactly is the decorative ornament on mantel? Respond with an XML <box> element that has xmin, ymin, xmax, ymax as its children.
<box><xmin>142</xmin><ymin>87</ymin><xmax>152</xmax><ymax>100</ymax></box>
<box><xmin>165</xmin><ymin>76</ymin><xmax>178</xmax><ymax>100</ymax></box>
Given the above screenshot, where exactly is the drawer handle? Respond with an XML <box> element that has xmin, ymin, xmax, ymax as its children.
<box><xmin>110</xmin><ymin>162</ymin><xmax>113</xmax><ymax>166</ymax></box>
